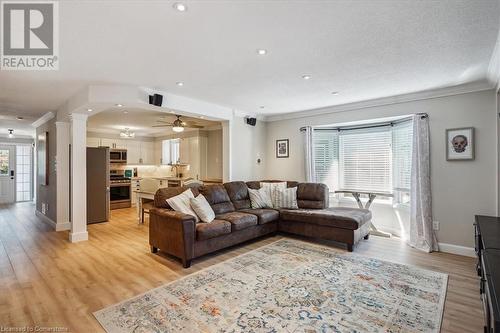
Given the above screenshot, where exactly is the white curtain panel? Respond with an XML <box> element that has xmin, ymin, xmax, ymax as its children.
<box><xmin>303</xmin><ymin>126</ymin><xmax>316</xmax><ymax>182</ymax></box>
<box><xmin>408</xmin><ymin>114</ymin><xmax>439</xmax><ymax>252</ymax></box>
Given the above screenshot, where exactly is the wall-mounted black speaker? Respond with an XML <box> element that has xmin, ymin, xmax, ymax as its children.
<box><xmin>246</xmin><ymin>117</ymin><xmax>257</xmax><ymax>126</ymax></box>
<box><xmin>149</xmin><ymin>94</ymin><xmax>163</xmax><ymax>107</ymax></box>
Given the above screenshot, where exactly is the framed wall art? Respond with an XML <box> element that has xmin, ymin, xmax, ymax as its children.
<box><xmin>276</xmin><ymin>139</ymin><xmax>289</xmax><ymax>158</ymax></box>
<box><xmin>446</xmin><ymin>127</ymin><xmax>474</xmax><ymax>161</ymax></box>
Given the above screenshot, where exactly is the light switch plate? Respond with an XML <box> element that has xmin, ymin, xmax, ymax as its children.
<box><xmin>432</xmin><ymin>221</ymin><xmax>440</xmax><ymax>230</ymax></box>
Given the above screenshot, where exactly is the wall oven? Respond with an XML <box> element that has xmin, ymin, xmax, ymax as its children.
<box><xmin>110</xmin><ymin>149</ymin><xmax>127</xmax><ymax>164</ymax></box>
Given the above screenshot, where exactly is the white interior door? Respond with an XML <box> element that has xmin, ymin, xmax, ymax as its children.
<box><xmin>0</xmin><ymin>145</ymin><xmax>15</xmax><ymax>203</ymax></box>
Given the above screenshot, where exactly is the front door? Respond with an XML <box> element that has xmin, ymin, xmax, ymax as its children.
<box><xmin>0</xmin><ymin>146</ymin><xmax>15</xmax><ymax>203</ymax></box>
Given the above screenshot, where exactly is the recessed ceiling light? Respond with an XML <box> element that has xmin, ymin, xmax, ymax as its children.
<box><xmin>16</xmin><ymin>116</ymin><xmax>23</xmax><ymax>120</ymax></box>
<box><xmin>331</xmin><ymin>92</ymin><xmax>339</xmax><ymax>95</ymax></box>
<box><xmin>173</xmin><ymin>3</ymin><xmax>187</xmax><ymax>12</ymax></box>
<box><xmin>115</xmin><ymin>104</ymin><xmax>123</xmax><ymax>107</ymax></box>
<box><xmin>302</xmin><ymin>75</ymin><xmax>311</xmax><ymax>80</ymax></box>
<box><xmin>199</xmin><ymin>116</ymin><xmax>204</xmax><ymax>119</ymax></box>
<box><xmin>87</xmin><ymin>108</ymin><xmax>93</xmax><ymax>112</ymax></box>
<box><xmin>257</xmin><ymin>49</ymin><xmax>267</xmax><ymax>55</ymax></box>
<box><xmin>123</xmin><ymin>111</ymin><xmax>128</xmax><ymax>114</ymax></box>
<box><xmin>176</xmin><ymin>82</ymin><xmax>184</xmax><ymax>86</ymax></box>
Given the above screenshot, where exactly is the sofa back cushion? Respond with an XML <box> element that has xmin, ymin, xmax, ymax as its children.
<box><xmin>154</xmin><ymin>186</ymin><xmax>199</xmax><ymax>208</ymax></box>
<box><xmin>199</xmin><ymin>185</ymin><xmax>235</xmax><ymax>215</ymax></box>
<box><xmin>297</xmin><ymin>183</ymin><xmax>329</xmax><ymax>209</ymax></box>
<box><xmin>246</xmin><ymin>180</ymin><xmax>299</xmax><ymax>190</ymax></box>
<box><xmin>223</xmin><ymin>181</ymin><xmax>251</xmax><ymax>210</ymax></box>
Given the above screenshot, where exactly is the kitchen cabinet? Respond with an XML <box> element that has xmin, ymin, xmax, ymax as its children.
<box><xmin>87</xmin><ymin>136</ymin><xmax>156</xmax><ymax>165</ymax></box>
<box><xmin>140</xmin><ymin>142</ymin><xmax>155</xmax><ymax>165</ymax></box>
<box><xmin>100</xmin><ymin>138</ymin><xmax>127</xmax><ymax>149</ymax></box>
<box><xmin>126</xmin><ymin>141</ymin><xmax>141</xmax><ymax>164</ymax></box>
<box><xmin>178</xmin><ymin>136</ymin><xmax>207</xmax><ymax>180</ymax></box>
<box><xmin>154</xmin><ymin>140</ymin><xmax>163</xmax><ymax>165</ymax></box>
<box><xmin>87</xmin><ymin>137</ymin><xmax>101</xmax><ymax>147</ymax></box>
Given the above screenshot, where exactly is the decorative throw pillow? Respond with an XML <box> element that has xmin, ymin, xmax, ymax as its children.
<box><xmin>166</xmin><ymin>189</ymin><xmax>200</xmax><ymax>222</ymax></box>
<box><xmin>248</xmin><ymin>187</ymin><xmax>273</xmax><ymax>209</ymax></box>
<box><xmin>274</xmin><ymin>187</ymin><xmax>299</xmax><ymax>209</ymax></box>
<box><xmin>190</xmin><ymin>194</ymin><xmax>215</xmax><ymax>223</ymax></box>
<box><xmin>260</xmin><ymin>182</ymin><xmax>287</xmax><ymax>208</ymax></box>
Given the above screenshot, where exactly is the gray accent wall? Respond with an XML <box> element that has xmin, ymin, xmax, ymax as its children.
<box><xmin>265</xmin><ymin>89</ymin><xmax>498</xmax><ymax>248</ymax></box>
<box><xmin>35</xmin><ymin>118</ymin><xmax>57</xmax><ymax>222</ymax></box>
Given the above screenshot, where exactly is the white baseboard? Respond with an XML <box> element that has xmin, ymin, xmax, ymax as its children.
<box><xmin>55</xmin><ymin>222</ymin><xmax>71</xmax><ymax>231</ymax></box>
<box><xmin>36</xmin><ymin>210</ymin><xmax>71</xmax><ymax>231</ymax></box>
<box><xmin>438</xmin><ymin>242</ymin><xmax>475</xmax><ymax>257</ymax></box>
<box><xmin>35</xmin><ymin>210</ymin><xmax>56</xmax><ymax>228</ymax></box>
<box><xmin>69</xmin><ymin>231</ymin><xmax>88</xmax><ymax>243</ymax></box>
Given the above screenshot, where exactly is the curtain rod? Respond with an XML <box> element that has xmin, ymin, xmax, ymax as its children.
<box><xmin>299</xmin><ymin>113</ymin><xmax>428</xmax><ymax>132</ymax></box>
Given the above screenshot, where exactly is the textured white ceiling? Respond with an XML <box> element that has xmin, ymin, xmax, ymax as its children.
<box><xmin>87</xmin><ymin>108</ymin><xmax>219</xmax><ymax>137</ymax></box>
<box><xmin>0</xmin><ymin>0</ymin><xmax>499</xmax><ymax>123</ymax></box>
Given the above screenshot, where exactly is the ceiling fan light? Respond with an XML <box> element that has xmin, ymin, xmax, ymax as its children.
<box><xmin>172</xmin><ymin>126</ymin><xmax>184</xmax><ymax>133</ymax></box>
<box><xmin>120</xmin><ymin>128</ymin><xmax>135</xmax><ymax>138</ymax></box>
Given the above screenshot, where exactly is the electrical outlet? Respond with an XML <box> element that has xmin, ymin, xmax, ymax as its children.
<box><xmin>433</xmin><ymin>221</ymin><xmax>440</xmax><ymax>230</ymax></box>
<box><xmin>41</xmin><ymin>203</ymin><xmax>46</xmax><ymax>214</ymax></box>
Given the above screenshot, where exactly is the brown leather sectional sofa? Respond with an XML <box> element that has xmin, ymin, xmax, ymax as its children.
<box><xmin>149</xmin><ymin>180</ymin><xmax>372</xmax><ymax>268</ymax></box>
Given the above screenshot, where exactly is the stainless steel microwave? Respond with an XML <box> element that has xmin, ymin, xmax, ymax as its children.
<box><xmin>109</xmin><ymin>149</ymin><xmax>127</xmax><ymax>163</ymax></box>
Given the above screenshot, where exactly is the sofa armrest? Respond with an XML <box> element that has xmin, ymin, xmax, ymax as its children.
<box><xmin>149</xmin><ymin>208</ymin><xmax>196</xmax><ymax>266</ymax></box>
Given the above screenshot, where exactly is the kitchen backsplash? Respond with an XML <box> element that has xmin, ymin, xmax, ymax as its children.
<box><xmin>134</xmin><ymin>165</ymin><xmax>176</xmax><ymax>178</ymax></box>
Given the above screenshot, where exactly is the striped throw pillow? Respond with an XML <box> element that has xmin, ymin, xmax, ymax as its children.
<box><xmin>260</xmin><ymin>182</ymin><xmax>287</xmax><ymax>208</ymax></box>
<box><xmin>274</xmin><ymin>187</ymin><xmax>298</xmax><ymax>209</ymax></box>
<box><xmin>248</xmin><ymin>187</ymin><xmax>273</xmax><ymax>209</ymax></box>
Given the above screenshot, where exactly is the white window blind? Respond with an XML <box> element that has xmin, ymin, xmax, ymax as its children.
<box><xmin>392</xmin><ymin>121</ymin><xmax>413</xmax><ymax>204</ymax></box>
<box><xmin>392</xmin><ymin>121</ymin><xmax>413</xmax><ymax>191</ymax></box>
<box><xmin>312</xmin><ymin>119</ymin><xmax>413</xmax><ymax>197</ymax></box>
<box><xmin>314</xmin><ymin>130</ymin><xmax>339</xmax><ymax>191</ymax></box>
<box><xmin>339</xmin><ymin>127</ymin><xmax>392</xmax><ymax>192</ymax></box>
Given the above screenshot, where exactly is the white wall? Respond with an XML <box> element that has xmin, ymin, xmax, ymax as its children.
<box><xmin>265</xmin><ymin>89</ymin><xmax>498</xmax><ymax>248</ymax></box>
<box><xmin>230</xmin><ymin>116</ymin><xmax>267</xmax><ymax>181</ymax></box>
<box><xmin>207</xmin><ymin>129</ymin><xmax>223</xmax><ymax>179</ymax></box>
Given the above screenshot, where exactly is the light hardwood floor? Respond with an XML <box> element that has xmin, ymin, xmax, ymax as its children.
<box><xmin>0</xmin><ymin>202</ymin><xmax>482</xmax><ymax>332</ymax></box>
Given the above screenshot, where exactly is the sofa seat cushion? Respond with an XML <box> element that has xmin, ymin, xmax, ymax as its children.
<box><xmin>279</xmin><ymin>207</ymin><xmax>372</xmax><ymax>230</ymax></box>
<box><xmin>239</xmin><ymin>208</ymin><xmax>280</xmax><ymax>225</ymax></box>
<box><xmin>196</xmin><ymin>219</ymin><xmax>231</xmax><ymax>241</ymax></box>
<box><xmin>216</xmin><ymin>212</ymin><xmax>258</xmax><ymax>231</ymax></box>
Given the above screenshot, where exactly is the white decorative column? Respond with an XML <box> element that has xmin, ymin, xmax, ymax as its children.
<box><xmin>222</xmin><ymin>120</ymin><xmax>231</xmax><ymax>182</ymax></box>
<box><xmin>55</xmin><ymin>121</ymin><xmax>71</xmax><ymax>231</ymax></box>
<box><xmin>69</xmin><ymin>113</ymin><xmax>88</xmax><ymax>242</ymax></box>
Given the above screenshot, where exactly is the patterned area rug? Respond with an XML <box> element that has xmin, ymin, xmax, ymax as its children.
<box><xmin>94</xmin><ymin>239</ymin><xmax>448</xmax><ymax>333</ymax></box>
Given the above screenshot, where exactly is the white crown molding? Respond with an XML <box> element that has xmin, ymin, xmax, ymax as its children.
<box><xmin>31</xmin><ymin>112</ymin><xmax>55</xmax><ymax>128</ymax></box>
<box><xmin>264</xmin><ymin>81</ymin><xmax>494</xmax><ymax>122</ymax></box>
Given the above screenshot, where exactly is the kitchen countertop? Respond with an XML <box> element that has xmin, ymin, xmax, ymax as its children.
<box><xmin>131</xmin><ymin>176</ymin><xmax>191</xmax><ymax>181</ymax></box>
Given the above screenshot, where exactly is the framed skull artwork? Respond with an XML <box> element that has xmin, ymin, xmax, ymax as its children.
<box><xmin>446</xmin><ymin>127</ymin><xmax>474</xmax><ymax>161</ymax></box>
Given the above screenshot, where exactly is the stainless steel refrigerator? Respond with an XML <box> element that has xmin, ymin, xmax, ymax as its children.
<box><xmin>87</xmin><ymin>147</ymin><xmax>110</xmax><ymax>224</ymax></box>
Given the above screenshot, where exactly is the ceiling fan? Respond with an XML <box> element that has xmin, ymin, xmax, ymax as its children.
<box><xmin>153</xmin><ymin>115</ymin><xmax>204</xmax><ymax>133</ymax></box>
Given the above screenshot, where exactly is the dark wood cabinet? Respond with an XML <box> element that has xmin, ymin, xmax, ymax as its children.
<box><xmin>475</xmin><ymin>215</ymin><xmax>500</xmax><ymax>333</ymax></box>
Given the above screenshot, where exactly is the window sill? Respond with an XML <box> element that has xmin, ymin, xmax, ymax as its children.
<box><xmin>332</xmin><ymin>197</ymin><xmax>394</xmax><ymax>207</ymax></box>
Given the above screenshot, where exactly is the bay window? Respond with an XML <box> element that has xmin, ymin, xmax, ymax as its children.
<box><xmin>313</xmin><ymin>119</ymin><xmax>413</xmax><ymax>205</ymax></box>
